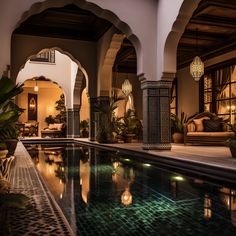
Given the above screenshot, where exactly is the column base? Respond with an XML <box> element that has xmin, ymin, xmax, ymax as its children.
<box><xmin>142</xmin><ymin>143</ymin><xmax>172</xmax><ymax>150</ymax></box>
<box><xmin>89</xmin><ymin>137</ymin><xmax>96</xmax><ymax>141</ymax></box>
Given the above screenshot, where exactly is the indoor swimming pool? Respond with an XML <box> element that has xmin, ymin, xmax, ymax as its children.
<box><xmin>25</xmin><ymin>142</ymin><xmax>236</xmax><ymax>236</ymax></box>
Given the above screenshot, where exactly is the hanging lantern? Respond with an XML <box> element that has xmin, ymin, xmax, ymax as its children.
<box><xmin>190</xmin><ymin>56</ymin><xmax>204</xmax><ymax>81</ymax></box>
<box><xmin>122</xmin><ymin>79</ymin><xmax>132</xmax><ymax>96</ymax></box>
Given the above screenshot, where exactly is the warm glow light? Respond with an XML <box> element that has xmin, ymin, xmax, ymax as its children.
<box><xmin>124</xmin><ymin>158</ymin><xmax>130</xmax><ymax>162</ymax></box>
<box><xmin>29</xmin><ymin>103</ymin><xmax>35</xmax><ymax>109</ymax></box>
<box><xmin>34</xmin><ymin>85</ymin><xmax>39</xmax><ymax>92</ymax></box>
<box><xmin>60</xmin><ymin>193</ymin><xmax>63</xmax><ymax>199</ymax></box>
<box><xmin>172</xmin><ymin>176</ymin><xmax>185</xmax><ymax>181</ymax></box>
<box><xmin>121</xmin><ymin>188</ymin><xmax>132</xmax><ymax>206</ymax></box>
<box><xmin>122</xmin><ymin>79</ymin><xmax>132</xmax><ymax>96</ymax></box>
<box><xmin>59</xmin><ymin>179</ymin><xmax>62</xmax><ymax>185</ymax></box>
<box><xmin>190</xmin><ymin>56</ymin><xmax>204</xmax><ymax>81</ymax></box>
<box><xmin>204</xmin><ymin>208</ymin><xmax>212</xmax><ymax>219</ymax></box>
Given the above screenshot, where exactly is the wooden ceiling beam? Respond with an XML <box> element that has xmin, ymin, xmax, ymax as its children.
<box><xmin>190</xmin><ymin>16</ymin><xmax>236</xmax><ymax>29</ymax></box>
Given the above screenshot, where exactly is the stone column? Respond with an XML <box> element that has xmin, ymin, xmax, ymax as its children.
<box><xmin>73</xmin><ymin>105</ymin><xmax>81</xmax><ymax>138</ymax></box>
<box><xmin>89</xmin><ymin>97</ymin><xmax>97</xmax><ymax>141</ymax></box>
<box><xmin>140</xmin><ymin>74</ymin><xmax>173</xmax><ymax>150</ymax></box>
<box><xmin>66</xmin><ymin>108</ymin><xmax>74</xmax><ymax>138</ymax></box>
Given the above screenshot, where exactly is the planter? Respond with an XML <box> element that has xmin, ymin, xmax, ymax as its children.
<box><xmin>124</xmin><ymin>134</ymin><xmax>136</xmax><ymax>143</ymax></box>
<box><xmin>172</xmin><ymin>132</ymin><xmax>184</xmax><ymax>143</ymax></box>
<box><xmin>5</xmin><ymin>139</ymin><xmax>18</xmax><ymax>157</ymax></box>
<box><xmin>230</xmin><ymin>146</ymin><xmax>236</xmax><ymax>158</ymax></box>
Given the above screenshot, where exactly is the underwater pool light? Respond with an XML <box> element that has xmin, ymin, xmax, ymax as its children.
<box><xmin>143</xmin><ymin>163</ymin><xmax>151</xmax><ymax>167</ymax></box>
<box><xmin>172</xmin><ymin>176</ymin><xmax>185</xmax><ymax>181</ymax></box>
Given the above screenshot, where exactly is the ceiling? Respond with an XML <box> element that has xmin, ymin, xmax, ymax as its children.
<box><xmin>13</xmin><ymin>4</ymin><xmax>137</xmax><ymax>73</ymax></box>
<box><xmin>178</xmin><ymin>0</ymin><xmax>236</xmax><ymax>69</ymax></box>
<box><xmin>13</xmin><ymin>4</ymin><xmax>112</xmax><ymax>41</ymax></box>
<box><xmin>14</xmin><ymin>1</ymin><xmax>236</xmax><ymax>74</ymax></box>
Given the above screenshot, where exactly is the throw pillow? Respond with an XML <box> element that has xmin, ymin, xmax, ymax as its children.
<box><xmin>54</xmin><ymin>123</ymin><xmax>63</xmax><ymax>131</ymax></box>
<box><xmin>193</xmin><ymin>117</ymin><xmax>210</xmax><ymax>132</ymax></box>
<box><xmin>203</xmin><ymin>119</ymin><xmax>222</xmax><ymax>132</ymax></box>
<box><xmin>48</xmin><ymin>124</ymin><xmax>55</xmax><ymax>130</ymax></box>
<box><xmin>187</xmin><ymin>123</ymin><xmax>195</xmax><ymax>132</ymax></box>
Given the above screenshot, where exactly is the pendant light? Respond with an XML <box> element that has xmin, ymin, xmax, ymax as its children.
<box><xmin>190</xmin><ymin>28</ymin><xmax>204</xmax><ymax>81</ymax></box>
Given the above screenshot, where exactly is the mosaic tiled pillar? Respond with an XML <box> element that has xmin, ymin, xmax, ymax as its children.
<box><xmin>89</xmin><ymin>97</ymin><xmax>97</xmax><ymax>141</ymax></box>
<box><xmin>73</xmin><ymin>105</ymin><xmax>81</xmax><ymax>138</ymax></box>
<box><xmin>66</xmin><ymin>108</ymin><xmax>74</xmax><ymax>138</ymax></box>
<box><xmin>141</xmin><ymin>78</ymin><xmax>173</xmax><ymax>150</ymax></box>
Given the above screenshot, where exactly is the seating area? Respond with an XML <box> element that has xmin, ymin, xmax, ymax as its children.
<box><xmin>17</xmin><ymin>121</ymin><xmax>39</xmax><ymax>137</ymax></box>
<box><xmin>41</xmin><ymin>123</ymin><xmax>65</xmax><ymax>138</ymax></box>
<box><xmin>184</xmin><ymin>112</ymin><xmax>235</xmax><ymax>145</ymax></box>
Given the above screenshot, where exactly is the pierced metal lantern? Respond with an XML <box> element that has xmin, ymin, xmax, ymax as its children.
<box><xmin>190</xmin><ymin>56</ymin><xmax>204</xmax><ymax>81</ymax></box>
<box><xmin>122</xmin><ymin>79</ymin><xmax>132</xmax><ymax>96</ymax></box>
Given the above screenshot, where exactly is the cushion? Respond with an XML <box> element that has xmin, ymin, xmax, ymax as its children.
<box><xmin>48</xmin><ymin>124</ymin><xmax>55</xmax><ymax>129</ymax></box>
<box><xmin>187</xmin><ymin>123</ymin><xmax>195</xmax><ymax>132</ymax></box>
<box><xmin>203</xmin><ymin>119</ymin><xmax>222</xmax><ymax>132</ymax></box>
<box><xmin>187</xmin><ymin>131</ymin><xmax>235</xmax><ymax>137</ymax></box>
<box><xmin>193</xmin><ymin>117</ymin><xmax>210</xmax><ymax>132</ymax></box>
<box><xmin>54</xmin><ymin>123</ymin><xmax>63</xmax><ymax>131</ymax></box>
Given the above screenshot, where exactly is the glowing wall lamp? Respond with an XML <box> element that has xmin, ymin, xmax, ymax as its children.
<box><xmin>34</xmin><ymin>80</ymin><xmax>39</xmax><ymax>92</ymax></box>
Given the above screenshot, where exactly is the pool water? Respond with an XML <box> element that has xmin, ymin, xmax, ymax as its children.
<box><xmin>25</xmin><ymin>143</ymin><xmax>236</xmax><ymax>236</ymax></box>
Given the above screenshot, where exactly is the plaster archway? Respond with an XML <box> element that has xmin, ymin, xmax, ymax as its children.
<box><xmin>163</xmin><ymin>0</ymin><xmax>201</xmax><ymax>76</ymax></box>
<box><xmin>98</xmin><ymin>33</ymin><xmax>125</xmax><ymax>96</ymax></box>
<box><xmin>15</xmin><ymin>47</ymin><xmax>89</xmax><ymax>109</ymax></box>
<box><xmin>16</xmin><ymin>0</ymin><xmax>143</xmax><ymax>78</ymax></box>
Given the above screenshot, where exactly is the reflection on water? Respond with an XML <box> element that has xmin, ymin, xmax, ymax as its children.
<box><xmin>25</xmin><ymin>143</ymin><xmax>236</xmax><ymax>236</ymax></box>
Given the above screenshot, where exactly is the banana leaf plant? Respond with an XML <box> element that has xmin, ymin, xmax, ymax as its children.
<box><xmin>0</xmin><ymin>77</ymin><xmax>24</xmax><ymax>150</ymax></box>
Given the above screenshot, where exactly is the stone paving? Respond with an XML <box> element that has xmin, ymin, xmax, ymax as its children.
<box><xmin>3</xmin><ymin>142</ymin><xmax>74</xmax><ymax>236</ymax></box>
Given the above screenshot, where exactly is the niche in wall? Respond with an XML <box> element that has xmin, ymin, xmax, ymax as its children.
<box><xmin>28</xmin><ymin>93</ymin><xmax>38</xmax><ymax>121</ymax></box>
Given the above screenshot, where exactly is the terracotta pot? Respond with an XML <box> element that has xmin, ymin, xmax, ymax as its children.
<box><xmin>172</xmin><ymin>132</ymin><xmax>184</xmax><ymax>143</ymax></box>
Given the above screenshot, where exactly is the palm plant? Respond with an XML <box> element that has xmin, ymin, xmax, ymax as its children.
<box><xmin>114</xmin><ymin>109</ymin><xmax>142</xmax><ymax>142</ymax></box>
<box><xmin>95</xmin><ymin>95</ymin><xmax>124</xmax><ymax>143</ymax></box>
<box><xmin>171</xmin><ymin>112</ymin><xmax>188</xmax><ymax>134</ymax></box>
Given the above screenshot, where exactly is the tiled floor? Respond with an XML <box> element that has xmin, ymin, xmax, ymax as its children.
<box><xmin>3</xmin><ymin>142</ymin><xmax>74</xmax><ymax>236</ymax></box>
<box><xmin>3</xmin><ymin>138</ymin><xmax>236</xmax><ymax>235</ymax></box>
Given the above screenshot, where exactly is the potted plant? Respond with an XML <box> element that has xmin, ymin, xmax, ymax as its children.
<box><xmin>95</xmin><ymin>95</ymin><xmax>124</xmax><ymax>143</ymax></box>
<box><xmin>226</xmin><ymin>123</ymin><xmax>236</xmax><ymax>158</ymax></box>
<box><xmin>80</xmin><ymin>119</ymin><xmax>89</xmax><ymax>138</ymax></box>
<box><xmin>171</xmin><ymin>112</ymin><xmax>188</xmax><ymax>143</ymax></box>
<box><xmin>115</xmin><ymin>109</ymin><xmax>142</xmax><ymax>143</ymax></box>
<box><xmin>0</xmin><ymin>77</ymin><xmax>24</xmax><ymax>157</ymax></box>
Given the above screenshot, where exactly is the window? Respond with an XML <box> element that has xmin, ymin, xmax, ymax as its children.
<box><xmin>203</xmin><ymin>65</ymin><xmax>236</xmax><ymax>124</ymax></box>
<box><xmin>30</xmin><ymin>50</ymin><xmax>55</xmax><ymax>63</ymax></box>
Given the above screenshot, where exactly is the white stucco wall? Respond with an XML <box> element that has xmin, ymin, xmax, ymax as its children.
<box><xmin>16</xmin><ymin>50</ymin><xmax>78</xmax><ymax>108</ymax></box>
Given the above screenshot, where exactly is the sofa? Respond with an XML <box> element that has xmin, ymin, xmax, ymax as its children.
<box><xmin>17</xmin><ymin>121</ymin><xmax>39</xmax><ymax>137</ymax></box>
<box><xmin>41</xmin><ymin>123</ymin><xmax>65</xmax><ymax>138</ymax></box>
<box><xmin>184</xmin><ymin>112</ymin><xmax>235</xmax><ymax>145</ymax></box>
